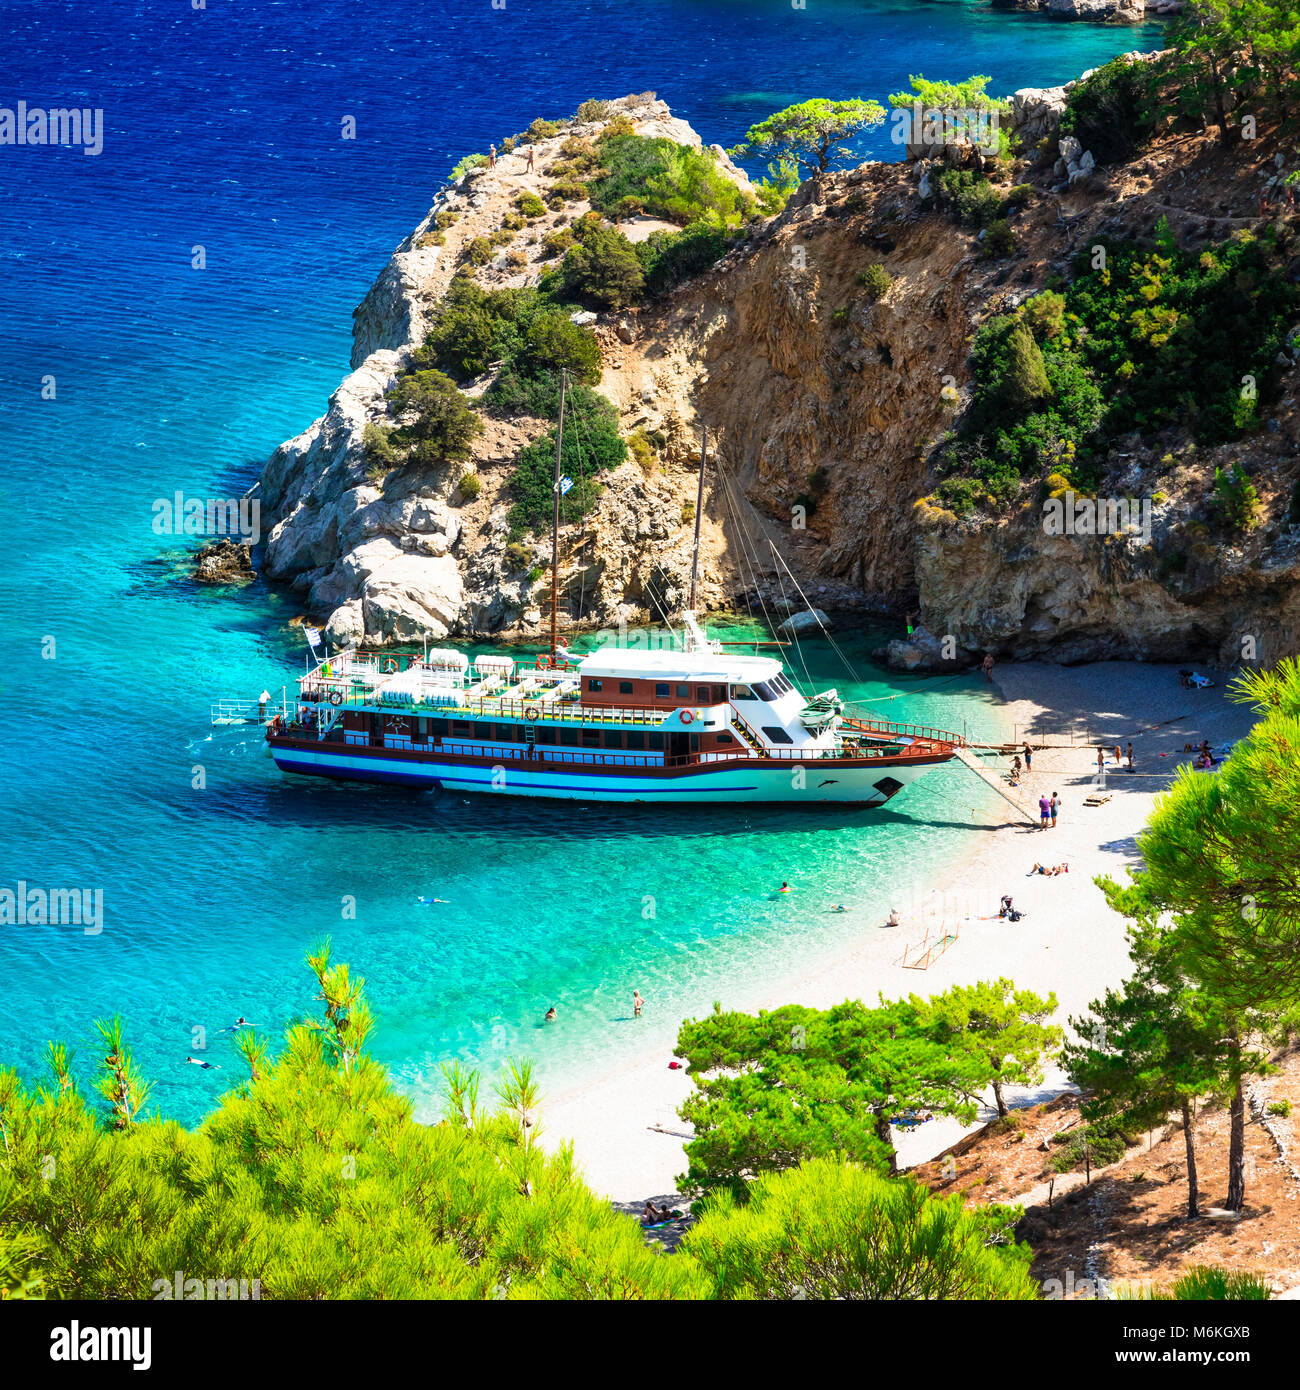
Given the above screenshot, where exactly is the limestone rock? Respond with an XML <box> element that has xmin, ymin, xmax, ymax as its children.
<box><xmin>778</xmin><ymin>609</ymin><xmax>832</xmax><ymax>637</ymax></box>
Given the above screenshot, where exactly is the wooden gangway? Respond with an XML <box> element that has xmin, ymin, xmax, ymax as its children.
<box><xmin>952</xmin><ymin>745</ymin><xmax>1037</xmax><ymax>827</ymax></box>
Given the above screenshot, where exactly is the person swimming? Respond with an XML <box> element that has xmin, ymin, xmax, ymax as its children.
<box><xmin>219</xmin><ymin>1017</ymin><xmax>255</xmax><ymax>1032</ymax></box>
<box><xmin>185</xmin><ymin>1057</ymin><xmax>221</xmax><ymax>1069</ymax></box>
<box><xmin>544</xmin><ymin>1006</ymin><xmax>557</xmax><ymax>1022</ymax></box>
<box><xmin>831</xmin><ymin>904</ymin><xmax>847</xmax><ymax>913</ymax></box>
<box><xmin>417</xmin><ymin>896</ymin><xmax>450</xmax><ymax>905</ymax></box>
<box><xmin>779</xmin><ymin>882</ymin><xmax>792</xmax><ymax>893</ymax></box>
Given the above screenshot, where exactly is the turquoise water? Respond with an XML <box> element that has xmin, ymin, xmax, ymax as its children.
<box><xmin>0</xmin><ymin>0</ymin><xmax>1158</xmax><ymax>1123</ymax></box>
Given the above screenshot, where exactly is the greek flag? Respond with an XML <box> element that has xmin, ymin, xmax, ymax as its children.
<box><xmin>555</xmin><ymin>476</ymin><xmax>573</xmax><ymax>495</ymax></box>
<box><xmin>303</xmin><ymin>626</ymin><xmax>322</xmax><ymax>648</ymax></box>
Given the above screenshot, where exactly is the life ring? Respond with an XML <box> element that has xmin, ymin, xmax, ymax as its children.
<box><xmin>679</xmin><ymin>708</ymin><xmax>695</xmax><ymax>725</ymax></box>
<box><xmin>524</xmin><ymin>705</ymin><xmax>541</xmax><ymax>721</ymax></box>
<box><xmin>381</xmin><ymin>657</ymin><xmax>398</xmax><ymax>674</ymax></box>
<box><xmin>537</xmin><ymin>654</ymin><xmax>553</xmax><ymax>670</ymax></box>
<box><xmin>329</xmin><ymin>691</ymin><xmax>343</xmax><ymax>706</ymax></box>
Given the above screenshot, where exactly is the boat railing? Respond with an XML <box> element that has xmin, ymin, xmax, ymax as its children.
<box><xmin>843</xmin><ymin>716</ymin><xmax>965</xmax><ymax>748</ymax></box>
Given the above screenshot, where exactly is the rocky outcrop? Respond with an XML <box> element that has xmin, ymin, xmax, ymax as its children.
<box><xmin>260</xmin><ymin>82</ymin><xmax>1300</xmax><ymax>667</ymax></box>
<box><xmin>993</xmin><ymin>0</ymin><xmax>1177</xmax><ymax>19</ymax></box>
<box><xmin>260</xmin><ymin>94</ymin><xmax>750</xmax><ymax>648</ymax></box>
<box><xmin>193</xmin><ymin>539</ymin><xmax>255</xmax><ymax>584</ymax></box>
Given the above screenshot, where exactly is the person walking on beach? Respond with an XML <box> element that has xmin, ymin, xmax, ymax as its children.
<box><xmin>1126</xmin><ymin>741</ymin><xmax>1135</xmax><ymax>770</ymax></box>
<box><xmin>1050</xmin><ymin>792</ymin><xmax>1060</xmax><ymax>828</ymax></box>
<box><xmin>633</xmin><ymin>989</ymin><xmax>644</xmax><ymax>1018</ymax></box>
<box><xmin>982</xmin><ymin>653</ymin><xmax>995</xmax><ymax>682</ymax></box>
<box><xmin>1038</xmin><ymin>794</ymin><xmax>1050</xmax><ymax>830</ymax></box>
<box><xmin>1023</xmin><ymin>742</ymin><xmax>1033</xmax><ymax>772</ymax></box>
<box><xmin>526</xmin><ymin>144</ymin><xmax>535</xmax><ymax>172</ymax></box>
<box><xmin>1113</xmin><ymin>745</ymin><xmax>1122</xmax><ymax>765</ymax></box>
<box><xmin>1096</xmin><ymin>748</ymin><xmax>1105</xmax><ymax>776</ymax></box>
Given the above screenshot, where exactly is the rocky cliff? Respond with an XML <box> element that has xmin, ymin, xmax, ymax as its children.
<box><xmin>259</xmin><ymin>82</ymin><xmax>1300</xmax><ymax>666</ymax></box>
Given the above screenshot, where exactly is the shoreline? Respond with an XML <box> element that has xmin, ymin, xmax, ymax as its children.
<box><xmin>538</xmin><ymin>659</ymin><xmax>1259</xmax><ymax>1201</ymax></box>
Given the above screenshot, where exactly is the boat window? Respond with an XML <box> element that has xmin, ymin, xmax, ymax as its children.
<box><xmin>619</xmin><ymin>681</ymin><xmax>634</xmax><ymax>694</ymax></box>
<box><xmin>751</xmin><ymin>680</ymin><xmax>778</xmax><ymax>702</ymax></box>
<box><xmin>602</xmin><ymin>731</ymin><xmax>622</xmax><ymax>749</ymax></box>
<box><xmin>771</xmin><ymin>674</ymin><xmax>795</xmax><ymax>696</ymax></box>
<box><xmin>762</xmin><ymin>726</ymin><xmax>794</xmax><ymax>745</ymax></box>
<box><xmin>648</xmin><ymin>733</ymin><xmax>665</xmax><ymax>751</ymax></box>
<box><xmin>716</xmin><ymin>732</ymin><xmax>734</xmax><ymax>745</ymax></box>
<box><xmin>626</xmin><ymin>731</ymin><xmax>646</xmax><ymax>750</ymax></box>
<box><xmin>559</xmin><ymin>728</ymin><xmax>578</xmax><ymax>747</ymax></box>
<box><xmin>537</xmin><ymin>728</ymin><xmax>556</xmax><ymax>745</ymax></box>
<box><xmin>697</xmin><ymin>686</ymin><xmax>711</xmax><ymax>704</ymax></box>
<box><xmin>452</xmin><ymin>721</ymin><xmax>472</xmax><ymax>736</ymax></box>
<box><xmin>713</xmin><ymin>685</ymin><xmax>727</xmax><ymax>704</ymax></box>
<box><xmin>588</xmin><ymin>678</ymin><xmax>603</xmax><ymax>692</ymax></box>
<box><xmin>675</xmin><ymin>684</ymin><xmax>691</xmax><ymax>699</ymax></box>
<box><xmin>731</xmin><ymin>684</ymin><xmax>756</xmax><ymax>700</ymax></box>
<box><xmin>581</xmin><ymin>729</ymin><xmax>601</xmax><ymax>747</ymax></box>
<box><xmin>655</xmin><ymin>683</ymin><xmax>670</xmax><ymax>698</ymax></box>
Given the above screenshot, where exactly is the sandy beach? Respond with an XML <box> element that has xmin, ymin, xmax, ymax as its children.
<box><xmin>538</xmin><ymin>660</ymin><xmax>1260</xmax><ymax>1202</ymax></box>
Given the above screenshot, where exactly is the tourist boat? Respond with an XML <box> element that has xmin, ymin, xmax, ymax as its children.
<box><xmin>260</xmin><ymin>374</ymin><xmax>965</xmax><ymax>804</ymax></box>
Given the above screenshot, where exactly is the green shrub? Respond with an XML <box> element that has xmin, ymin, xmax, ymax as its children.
<box><xmin>588</xmin><ymin>134</ymin><xmax>751</xmax><ymax>228</ymax></box>
<box><xmin>1049</xmin><ymin>1122</ymin><xmax>1130</xmax><ymax>1174</ymax></box>
<box><xmin>636</xmin><ymin>222</ymin><xmax>728</xmax><ymax>297</ymax></box>
<box><xmin>1267</xmin><ymin>1099</ymin><xmax>1292</xmax><ymax>1117</ymax></box>
<box><xmin>507</xmin><ymin>384</ymin><xmax>627</xmax><ymax>533</ymax></box>
<box><xmin>857</xmin><ymin>263</ymin><xmax>893</xmax><ymax>301</ymax></box>
<box><xmin>1004</xmin><ymin>183</ymin><xmax>1034</xmax><ymax>208</ymax></box>
<box><xmin>560</xmin><ymin>224</ymin><xmax>645</xmax><ymax>308</ymax></box>
<box><xmin>626</xmin><ymin>428</ymin><xmax>655</xmax><ymax>473</ymax></box>
<box><xmin>1059</xmin><ymin>55</ymin><xmax>1155</xmax><ymax>166</ymax></box>
<box><xmin>517</xmin><ymin>192</ymin><xmax>546</xmax><ymax>218</ymax></box>
<box><xmin>1163</xmin><ymin>1266</ymin><xmax>1271</xmax><ymax>1301</ymax></box>
<box><xmin>450</xmin><ymin>152</ymin><xmax>488</xmax><ymax>180</ymax></box>
<box><xmin>541</xmin><ymin>227</ymin><xmax>576</xmax><ymax>259</ymax></box>
<box><xmin>1023</xmin><ymin>291</ymin><xmax>1066</xmax><ymax>342</ymax></box>
<box><xmin>501</xmin><ymin>213</ymin><xmax>526</xmax><ymax>231</ymax></box>
<box><xmin>462</xmin><ymin>237</ymin><xmax>494</xmax><ymax>266</ymax></box>
<box><xmin>1211</xmin><ymin>462</ymin><xmax>1261</xmax><ymax>532</ymax></box>
<box><xmin>597</xmin><ymin>114</ymin><xmax>636</xmax><ymax>142</ymax></box>
<box><xmin>458</xmin><ymin>471</ymin><xmax>482</xmax><ymax>501</ymax></box>
<box><xmin>550</xmin><ymin>179</ymin><xmax>589</xmax><ymax>202</ymax></box>
<box><xmin>616</xmin><ymin>195</ymin><xmax>646</xmax><ymax>219</ymax></box>
<box><xmin>518</xmin><ymin>311</ymin><xmax>603</xmax><ymax>384</ymax></box>
<box><xmin>416</xmin><ymin>231</ymin><xmax>445</xmax><ymax>249</ymax></box>
<box><xmin>983</xmin><ymin>218</ymin><xmax>1016</xmax><ymax>258</ymax></box>
<box><xmin>384</xmin><ymin>370</ymin><xmax>484</xmax><ymax>467</ymax></box>
<box><xmin>527</xmin><ymin>118</ymin><xmax>562</xmax><ymax>141</ymax></box>
<box><xmin>488</xmin><ymin>228</ymin><xmax>514</xmax><ymax>248</ymax></box>
<box><xmin>435</xmin><ymin>210</ymin><xmax>460</xmax><ymax>230</ymax></box>
<box><xmin>575</xmin><ymin>99</ymin><xmax>612</xmax><ymax>123</ymax></box>
<box><xmin>933</xmin><ymin>167</ymin><xmax>1003</xmax><ymax>228</ymax></box>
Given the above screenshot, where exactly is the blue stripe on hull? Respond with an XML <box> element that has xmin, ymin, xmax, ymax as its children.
<box><xmin>269</xmin><ymin>746</ymin><xmax>918</xmax><ymax>804</ymax></box>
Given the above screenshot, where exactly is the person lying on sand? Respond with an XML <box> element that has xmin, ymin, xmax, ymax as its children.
<box><xmin>1029</xmin><ymin>863</ymin><xmax>1069</xmax><ymax>876</ymax></box>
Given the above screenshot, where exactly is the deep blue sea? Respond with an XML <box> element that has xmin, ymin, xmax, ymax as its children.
<box><xmin>0</xmin><ymin>0</ymin><xmax>1160</xmax><ymax>1124</ymax></box>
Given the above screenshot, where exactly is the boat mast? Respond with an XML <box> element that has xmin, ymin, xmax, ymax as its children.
<box><xmin>550</xmin><ymin>368</ymin><xmax>567</xmax><ymax>661</ymax></box>
<box><xmin>688</xmin><ymin>424</ymin><xmax>706</xmax><ymax>612</ymax></box>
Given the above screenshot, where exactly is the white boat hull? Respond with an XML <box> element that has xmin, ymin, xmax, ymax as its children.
<box><xmin>269</xmin><ymin>744</ymin><xmax>943</xmax><ymax>805</ymax></box>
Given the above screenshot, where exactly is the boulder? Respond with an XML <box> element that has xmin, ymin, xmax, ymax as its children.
<box><xmin>874</xmin><ymin>624</ymin><xmax>966</xmax><ymax>673</ymax></box>
<box><xmin>193</xmin><ymin>538</ymin><xmax>255</xmax><ymax>585</ymax></box>
<box><xmin>359</xmin><ymin>552</ymin><xmax>464</xmax><ymax>642</ymax></box>
<box><xmin>777</xmin><ymin>608</ymin><xmax>832</xmax><ymax>637</ymax></box>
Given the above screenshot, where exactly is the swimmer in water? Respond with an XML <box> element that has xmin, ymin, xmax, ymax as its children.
<box><xmin>544</xmin><ymin>1006</ymin><xmax>557</xmax><ymax>1022</ymax></box>
<box><xmin>185</xmin><ymin>1057</ymin><xmax>221</xmax><ymax>1069</ymax></box>
<box><xmin>219</xmin><ymin>1017</ymin><xmax>255</xmax><ymax>1032</ymax></box>
<box><xmin>831</xmin><ymin>904</ymin><xmax>847</xmax><ymax>913</ymax></box>
<box><xmin>779</xmin><ymin>882</ymin><xmax>792</xmax><ymax>893</ymax></box>
<box><xmin>418</xmin><ymin>896</ymin><xmax>450</xmax><ymax>905</ymax></box>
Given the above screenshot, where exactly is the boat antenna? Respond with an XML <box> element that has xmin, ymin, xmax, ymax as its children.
<box><xmin>550</xmin><ymin>367</ymin><xmax>567</xmax><ymax>661</ymax></box>
<box><xmin>688</xmin><ymin>424</ymin><xmax>706</xmax><ymax>613</ymax></box>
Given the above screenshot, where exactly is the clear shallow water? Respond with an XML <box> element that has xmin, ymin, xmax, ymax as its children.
<box><xmin>1</xmin><ymin>0</ymin><xmax>1157</xmax><ymax>1122</ymax></box>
